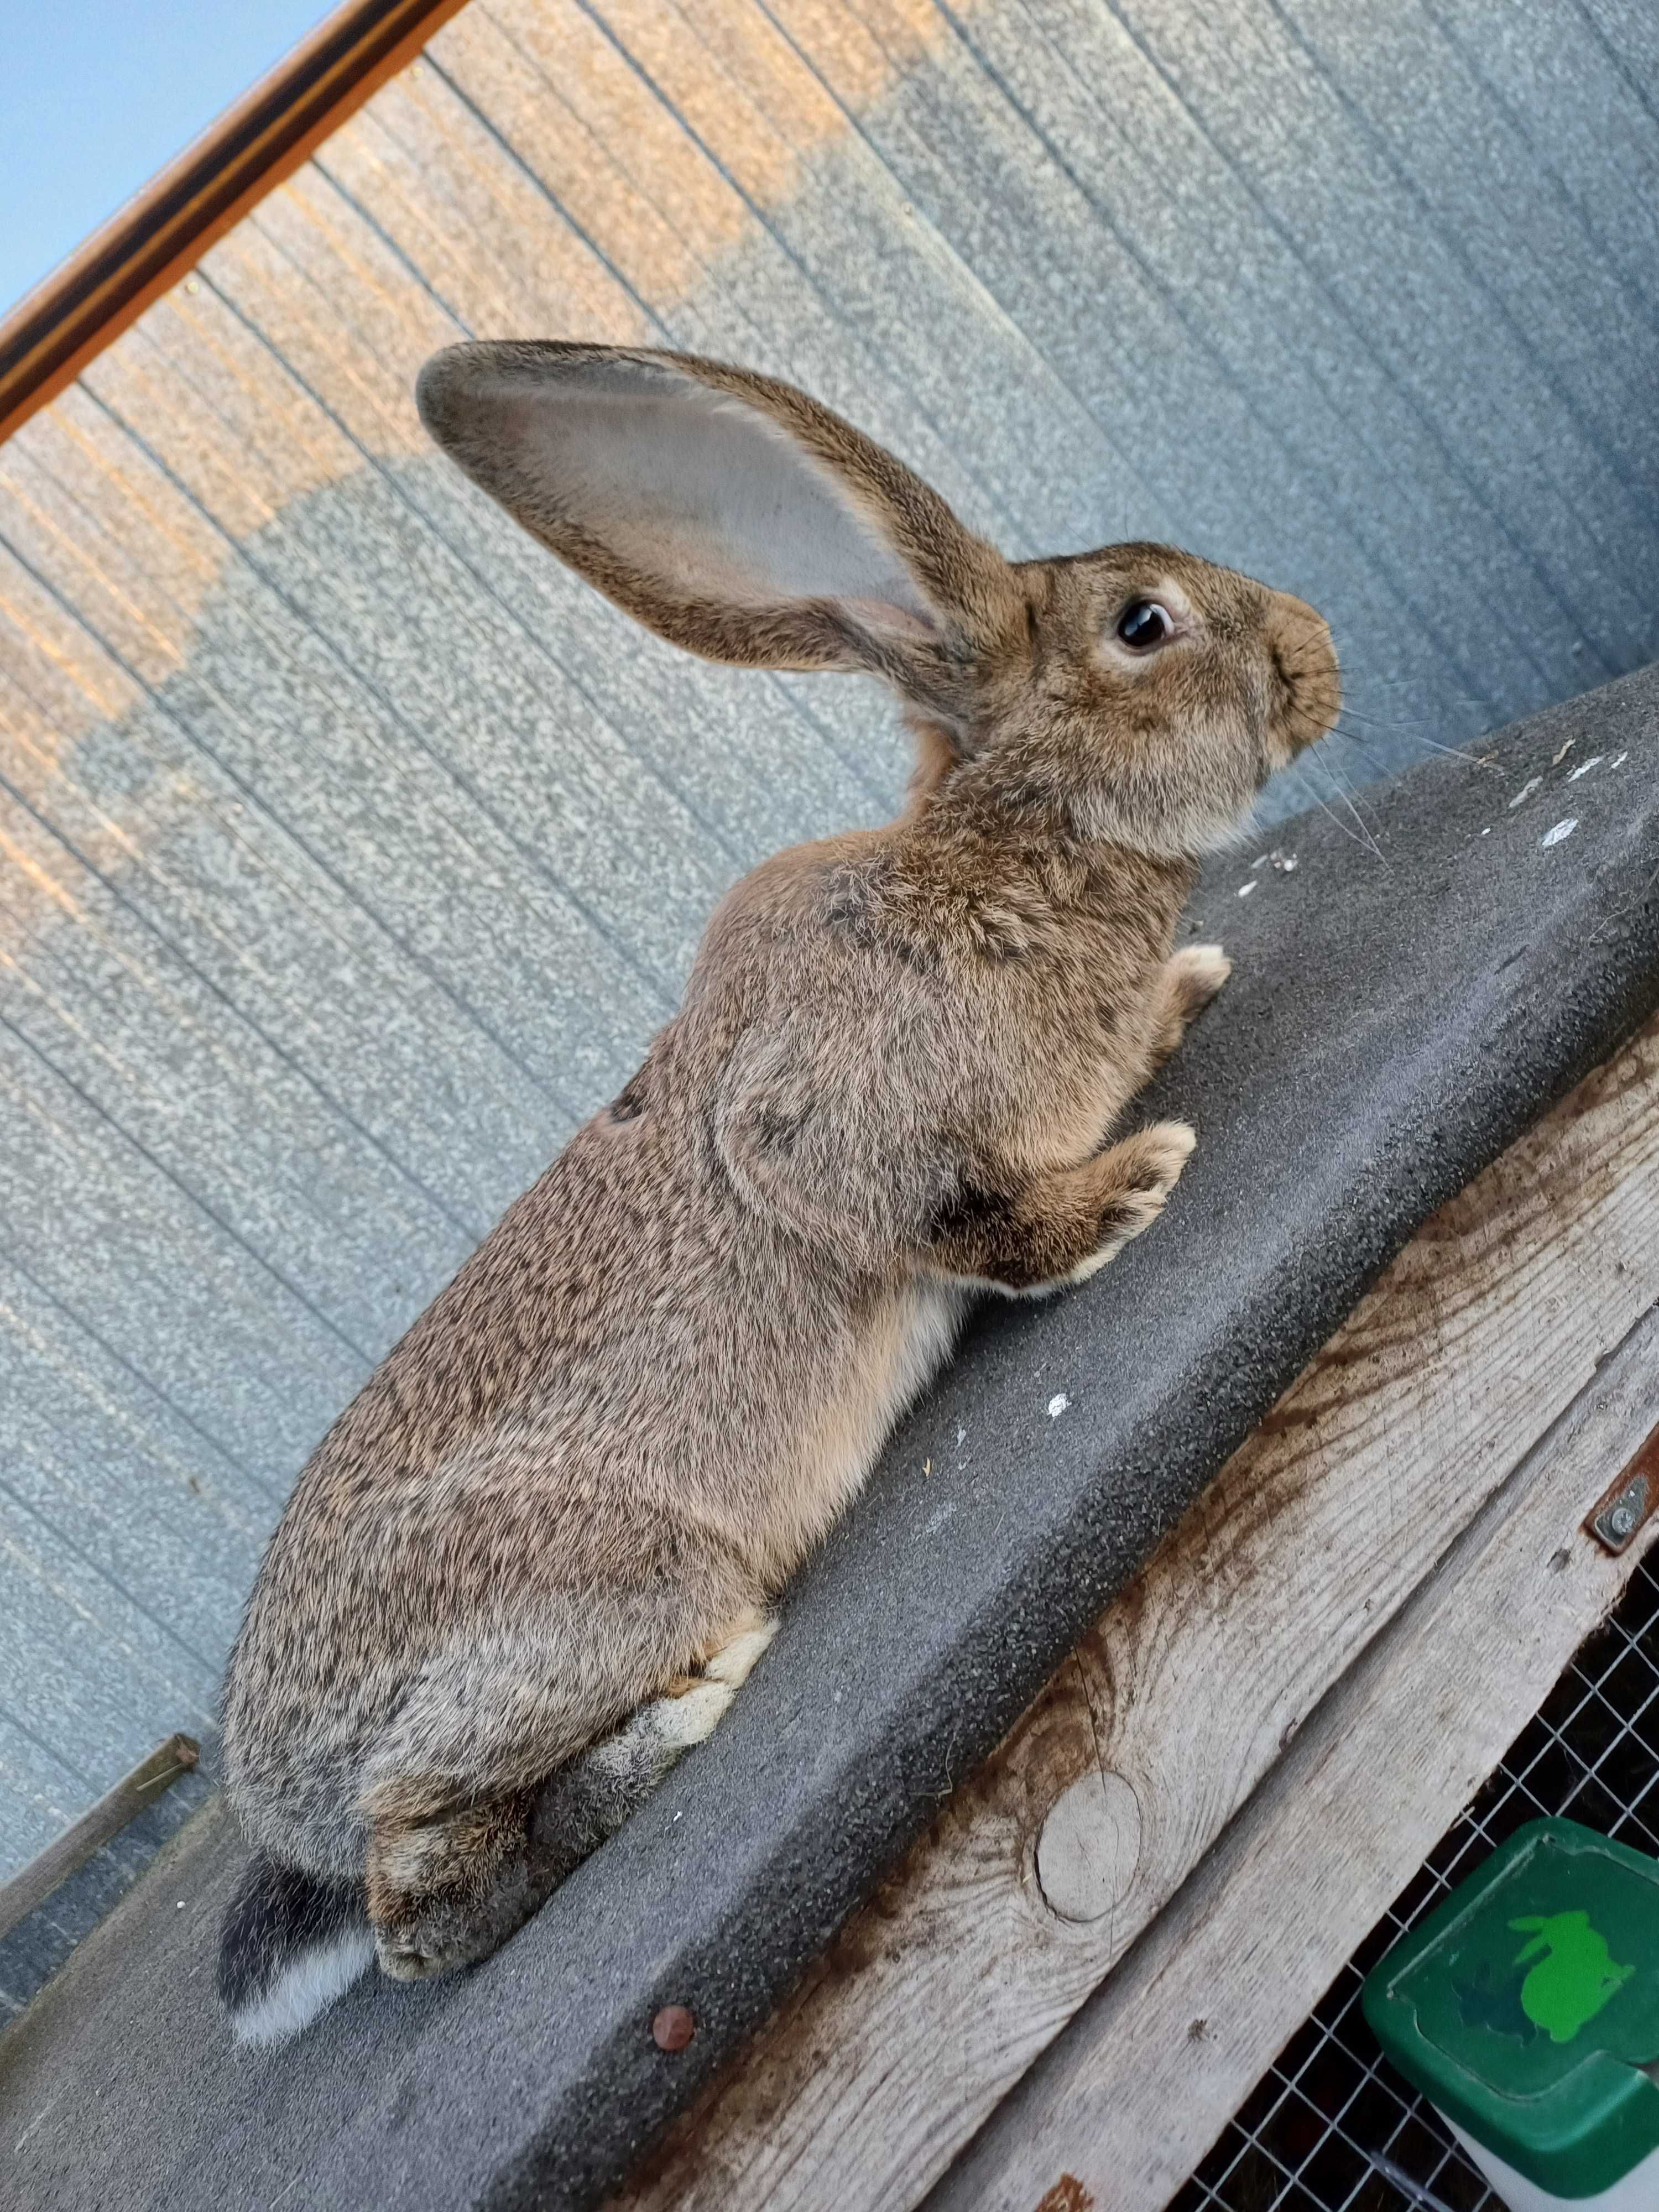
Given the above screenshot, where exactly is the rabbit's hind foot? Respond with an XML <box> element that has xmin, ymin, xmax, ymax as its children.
<box><xmin>368</xmin><ymin>1792</ymin><xmax>539</xmax><ymax>1983</ymax></box>
<box><xmin>368</xmin><ymin>1613</ymin><xmax>779</xmax><ymax>1982</ymax></box>
<box><xmin>529</xmin><ymin>1608</ymin><xmax>779</xmax><ymax>1872</ymax></box>
<box><xmin>560</xmin><ymin>1604</ymin><xmax>778</xmax><ymax>1797</ymax></box>
<box><xmin>698</xmin><ymin>1605</ymin><xmax>778</xmax><ymax>1687</ymax></box>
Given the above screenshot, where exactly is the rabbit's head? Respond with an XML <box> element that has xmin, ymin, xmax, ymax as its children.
<box><xmin>418</xmin><ymin>343</ymin><xmax>1339</xmax><ymax>859</ymax></box>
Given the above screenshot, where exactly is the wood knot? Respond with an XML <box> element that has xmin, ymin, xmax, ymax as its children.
<box><xmin>1034</xmin><ymin>1768</ymin><xmax>1142</xmax><ymax>1924</ymax></box>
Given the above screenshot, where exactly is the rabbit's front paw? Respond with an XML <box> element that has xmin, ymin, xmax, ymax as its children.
<box><xmin>1067</xmin><ymin>1120</ymin><xmax>1196</xmax><ymax>1284</ymax></box>
<box><xmin>1169</xmin><ymin>942</ymin><xmax>1232</xmax><ymax>1015</ymax></box>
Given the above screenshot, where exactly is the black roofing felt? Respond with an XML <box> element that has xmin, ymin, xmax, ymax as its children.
<box><xmin>4</xmin><ymin>666</ymin><xmax>1657</xmax><ymax>2211</ymax></box>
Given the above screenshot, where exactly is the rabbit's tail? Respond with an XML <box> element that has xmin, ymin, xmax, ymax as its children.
<box><xmin>217</xmin><ymin>1849</ymin><xmax>375</xmax><ymax>2046</ymax></box>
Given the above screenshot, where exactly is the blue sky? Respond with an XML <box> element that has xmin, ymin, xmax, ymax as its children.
<box><xmin>2</xmin><ymin>0</ymin><xmax>335</xmax><ymax>320</ymax></box>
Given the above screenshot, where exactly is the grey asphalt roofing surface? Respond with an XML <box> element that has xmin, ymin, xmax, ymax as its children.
<box><xmin>3</xmin><ymin>669</ymin><xmax>1656</xmax><ymax>2210</ymax></box>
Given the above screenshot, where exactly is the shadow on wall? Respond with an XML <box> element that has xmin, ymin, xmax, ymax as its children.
<box><xmin>4</xmin><ymin>0</ymin><xmax>1659</xmax><ymax>1885</ymax></box>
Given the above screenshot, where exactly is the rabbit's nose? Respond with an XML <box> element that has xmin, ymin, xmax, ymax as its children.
<box><xmin>1265</xmin><ymin>591</ymin><xmax>1341</xmax><ymax>759</ymax></box>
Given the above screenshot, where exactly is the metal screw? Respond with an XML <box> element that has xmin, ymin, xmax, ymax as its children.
<box><xmin>1590</xmin><ymin>1472</ymin><xmax>1650</xmax><ymax>1554</ymax></box>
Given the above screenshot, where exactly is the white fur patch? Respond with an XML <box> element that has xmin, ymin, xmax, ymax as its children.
<box><xmin>655</xmin><ymin>1679</ymin><xmax>734</xmax><ymax>1748</ymax></box>
<box><xmin>229</xmin><ymin>1927</ymin><xmax>377</xmax><ymax>2048</ymax></box>
<box><xmin>1062</xmin><ymin>1245</ymin><xmax>1118</xmax><ymax>1287</ymax></box>
<box><xmin>1173</xmin><ymin>943</ymin><xmax>1231</xmax><ymax>994</ymax></box>
<box><xmin>584</xmin><ymin>1733</ymin><xmax>632</xmax><ymax>1780</ymax></box>
<box><xmin>703</xmin><ymin>1618</ymin><xmax>779</xmax><ymax>1688</ymax></box>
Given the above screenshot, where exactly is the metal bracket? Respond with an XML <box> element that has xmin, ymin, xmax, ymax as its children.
<box><xmin>1586</xmin><ymin>1425</ymin><xmax>1659</xmax><ymax>1556</ymax></box>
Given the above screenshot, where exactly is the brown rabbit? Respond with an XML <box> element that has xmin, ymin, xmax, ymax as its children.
<box><xmin>217</xmin><ymin>342</ymin><xmax>1340</xmax><ymax>2043</ymax></box>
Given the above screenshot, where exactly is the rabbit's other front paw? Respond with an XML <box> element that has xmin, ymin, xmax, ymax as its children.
<box><xmin>1066</xmin><ymin>1119</ymin><xmax>1197</xmax><ymax>1284</ymax></box>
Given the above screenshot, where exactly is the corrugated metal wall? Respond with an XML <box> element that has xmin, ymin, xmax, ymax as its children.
<box><xmin>2</xmin><ymin>0</ymin><xmax>1656</xmax><ymax>1895</ymax></box>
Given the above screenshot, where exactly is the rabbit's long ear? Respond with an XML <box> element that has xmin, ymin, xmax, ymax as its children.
<box><xmin>416</xmin><ymin>342</ymin><xmax>1022</xmax><ymax>713</ymax></box>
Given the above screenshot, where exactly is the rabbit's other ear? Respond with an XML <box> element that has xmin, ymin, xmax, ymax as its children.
<box><xmin>417</xmin><ymin>342</ymin><xmax>1023</xmax><ymax>711</ymax></box>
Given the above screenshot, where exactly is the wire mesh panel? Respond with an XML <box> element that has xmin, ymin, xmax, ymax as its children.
<box><xmin>1172</xmin><ymin>1546</ymin><xmax>1659</xmax><ymax>2212</ymax></box>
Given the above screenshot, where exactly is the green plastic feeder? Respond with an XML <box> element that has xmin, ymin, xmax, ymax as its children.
<box><xmin>1363</xmin><ymin>1819</ymin><xmax>1659</xmax><ymax>2207</ymax></box>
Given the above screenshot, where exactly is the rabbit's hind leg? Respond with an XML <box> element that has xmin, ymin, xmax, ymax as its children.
<box><xmin>364</xmin><ymin>1608</ymin><xmax>778</xmax><ymax>1981</ymax></box>
<box><xmin>366</xmin><ymin>1781</ymin><xmax>538</xmax><ymax>1981</ymax></box>
<box><xmin>530</xmin><ymin>1608</ymin><xmax>778</xmax><ymax>1887</ymax></box>
<box><xmin>360</xmin><ymin>1613</ymin><xmax>643</xmax><ymax>1981</ymax></box>
<box><xmin>699</xmin><ymin>1604</ymin><xmax>778</xmax><ymax>1688</ymax></box>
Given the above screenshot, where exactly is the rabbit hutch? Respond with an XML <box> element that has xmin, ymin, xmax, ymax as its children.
<box><xmin>1</xmin><ymin>1</ymin><xmax>1657</xmax><ymax>2206</ymax></box>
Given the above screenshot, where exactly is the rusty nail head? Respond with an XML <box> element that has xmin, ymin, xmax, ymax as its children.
<box><xmin>651</xmin><ymin>2005</ymin><xmax>696</xmax><ymax>2052</ymax></box>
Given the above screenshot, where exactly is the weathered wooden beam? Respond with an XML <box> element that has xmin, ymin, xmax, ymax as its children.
<box><xmin>0</xmin><ymin>1735</ymin><xmax>199</xmax><ymax>1945</ymax></box>
<box><xmin>929</xmin><ymin>1318</ymin><xmax>1659</xmax><ymax>2212</ymax></box>
<box><xmin>614</xmin><ymin>1011</ymin><xmax>1659</xmax><ymax>2212</ymax></box>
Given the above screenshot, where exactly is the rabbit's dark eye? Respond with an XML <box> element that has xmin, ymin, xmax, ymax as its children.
<box><xmin>1115</xmin><ymin>599</ymin><xmax>1173</xmax><ymax>651</ymax></box>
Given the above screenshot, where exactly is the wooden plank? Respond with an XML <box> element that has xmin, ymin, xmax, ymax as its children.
<box><xmin>614</xmin><ymin>1012</ymin><xmax>1659</xmax><ymax>2212</ymax></box>
<box><xmin>0</xmin><ymin>1736</ymin><xmax>199</xmax><ymax>1944</ymax></box>
<box><xmin>930</xmin><ymin>1318</ymin><xmax>1659</xmax><ymax>2212</ymax></box>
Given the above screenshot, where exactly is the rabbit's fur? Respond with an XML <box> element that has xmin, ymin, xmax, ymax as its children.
<box><xmin>217</xmin><ymin>343</ymin><xmax>1340</xmax><ymax>2040</ymax></box>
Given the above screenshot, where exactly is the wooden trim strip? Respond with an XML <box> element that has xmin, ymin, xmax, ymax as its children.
<box><xmin>0</xmin><ymin>1736</ymin><xmax>200</xmax><ymax>1944</ymax></box>
<box><xmin>0</xmin><ymin>0</ymin><xmax>472</xmax><ymax>448</ymax></box>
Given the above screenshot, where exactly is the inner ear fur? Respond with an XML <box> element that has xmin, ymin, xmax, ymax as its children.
<box><xmin>416</xmin><ymin>341</ymin><xmax>1022</xmax><ymax>708</ymax></box>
